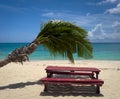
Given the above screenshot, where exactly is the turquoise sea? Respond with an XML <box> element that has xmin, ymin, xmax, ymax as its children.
<box><xmin>0</xmin><ymin>43</ymin><xmax>120</xmax><ymax>60</ymax></box>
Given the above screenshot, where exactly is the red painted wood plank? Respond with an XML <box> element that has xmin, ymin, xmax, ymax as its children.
<box><xmin>46</xmin><ymin>66</ymin><xmax>100</xmax><ymax>72</ymax></box>
<box><xmin>41</xmin><ymin>78</ymin><xmax>104</xmax><ymax>85</ymax></box>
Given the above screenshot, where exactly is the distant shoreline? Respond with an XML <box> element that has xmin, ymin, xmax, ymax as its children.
<box><xmin>0</xmin><ymin>42</ymin><xmax>120</xmax><ymax>44</ymax></box>
<box><xmin>0</xmin><ymin>43</ymin><xmax>120</xmax><ymax>60</ymax></box>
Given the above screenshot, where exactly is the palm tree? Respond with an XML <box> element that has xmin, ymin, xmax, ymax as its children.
<box><xmin>0</xmin><ymin>20</ymin><xmax>93</xmax><ymax>68</ymax></box>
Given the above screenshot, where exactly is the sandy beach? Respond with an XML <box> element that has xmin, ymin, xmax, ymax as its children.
<box><xmin>0</xmin><ymin>60</ymin><xmax>120</xmax><ymax>99</ymax></box>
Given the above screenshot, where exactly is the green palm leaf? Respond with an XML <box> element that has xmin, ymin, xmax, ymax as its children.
<box><xmin>36</xmin><ymin>20</ymin><xmax>93</xmax><ymax>63</ymax></box>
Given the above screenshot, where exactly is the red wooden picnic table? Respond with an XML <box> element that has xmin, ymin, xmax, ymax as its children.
<box><xmin>45</xmin><ymin>66</ymin><xmax>101</xmax><ymax>79</ymax></box>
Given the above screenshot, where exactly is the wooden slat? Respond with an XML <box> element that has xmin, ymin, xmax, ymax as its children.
<box><xmin>41</xmin><ymin>78</ymin><xmax>104</xmax><ymax>85</ymax></box>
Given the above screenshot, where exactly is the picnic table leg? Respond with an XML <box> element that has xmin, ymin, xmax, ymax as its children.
<box><xmin>96</xmin><ymin>72</ymin><xmax>99</xmax><ymax>79</ymax></box>
<box><xmin>44</xmin><ymin>83</ymin><xmax>48</xmax><ymax>91</ymax></box>
<box><xmin>96</xmin><ymin>85</ymin><xmax>100</xmax><ymax>94</ymax></box>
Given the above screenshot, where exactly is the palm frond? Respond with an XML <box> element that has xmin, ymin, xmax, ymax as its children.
<box><xmin>36</xmin><ymin>20</ymin><xmax>93</xmax><ymax>63</ymax></box>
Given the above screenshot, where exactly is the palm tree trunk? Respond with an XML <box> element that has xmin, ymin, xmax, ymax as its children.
<box><xmin>0</xmin><ymin>40</ymin><xmax>39</xmax><ymax>68</ymax></box>
<box><xmin>0</xmin><ymin>58</ymin><xmax>11</xmax><ymax>67</ymax></box>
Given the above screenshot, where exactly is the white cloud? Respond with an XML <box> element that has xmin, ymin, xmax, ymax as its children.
<box><xmin>112</xmin><ymin>21</ymin><xmax>120</xmax><ymax>35</ymax></box>
<box><xmin>98</xmin><ymin>0</ymin><xmax>117</xmax><ymax>5</ymax></box>
<box><xmin>86</xmin><ymin>13</ymin><xmax>90</xmax><ymax>16</ymax></box>
<box><xmin>42</xmin><ymin>12</ymin><xmax>55</xmax><ymax>17</ymax></box>
<box><xmin>0</xmin><ymin>4</ymin><xmax>17</xmax><ymax>11</ymax></box>
<box><xmin>108</xmin><ymin>33</ymin><xmax>120</xmax><ymax>39</ymax></box>
<box><xmin>112</xmin><ymin>21</ymin><xmax>120</xmax><ymax>27</ymax></box>
<box><xmin>88</xmin><ymin>22</ymin><xmax>120</xmax><ymax>41</ymax></box>
<box><xmin>106</xmin><ymin>21</ymin><xmax>120</xmax><ymax>39</ymax></box>
<box><xmin>106</xmin><ymin>0</ymin><xmax>117</xmax><ymax>3</ymax></box>
<box><xmin>105</xmin><ymin>3</ymin><xmax>120</xmax><ymax>14</ymax></box>
<box><xmin>88</xmin><ymin>24</ymin><xmax>107</xmax><ymax>40</ymax></box>
<box><xmin>0</xmin><ymin>4</ymin><xmax>29</xmax><ymax>13</ymax></box>
<box><xmin>87</xmin><ymin>0</ymin><xmax>117</xmax><ymax>5</ymax></box>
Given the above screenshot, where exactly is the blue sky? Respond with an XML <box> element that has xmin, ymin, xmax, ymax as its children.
<box><xmin>0</xmin><ymin>0</ymin><xmax>120</xmax><ymax>43</ymax></box>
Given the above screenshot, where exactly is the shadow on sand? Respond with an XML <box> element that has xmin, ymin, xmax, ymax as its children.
<box><xmin>40</xmin><ymin>84</ymin><xmax>104</xmax><ymax>97</ymax></box>
<box><xmin>0</xmin><ymin>80</ymin><xmax>42</xmax><ymax>90</ymax></box>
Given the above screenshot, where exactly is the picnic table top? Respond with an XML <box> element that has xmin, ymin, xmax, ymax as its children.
<box><xmin>45</xmin><ymin>66</ymin><xmax>100</xmax><ymax>72</ymax></box>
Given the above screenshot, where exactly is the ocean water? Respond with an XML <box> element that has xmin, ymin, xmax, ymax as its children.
<box><xmin>0</xmin><ymin>43</ymin><xmax>120</xmax><ymax>60</ymax></box>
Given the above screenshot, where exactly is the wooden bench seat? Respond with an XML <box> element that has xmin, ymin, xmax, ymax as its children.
<box><xmin>41</xmin><ymin>78</ymin><xmax>104</xmax><ymax>94</ymax></box>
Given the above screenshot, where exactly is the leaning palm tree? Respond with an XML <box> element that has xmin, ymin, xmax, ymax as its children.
<box><xmin>0</xmin><ymin>20</ymin><xmax>93</xmax><ymax>68</ymax></box>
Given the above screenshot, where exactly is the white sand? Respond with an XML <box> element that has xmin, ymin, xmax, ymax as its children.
<box><xmin>0</xmin><ymin>60</ymin><xmax>120</xmax><ymax>99</ymax></box>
